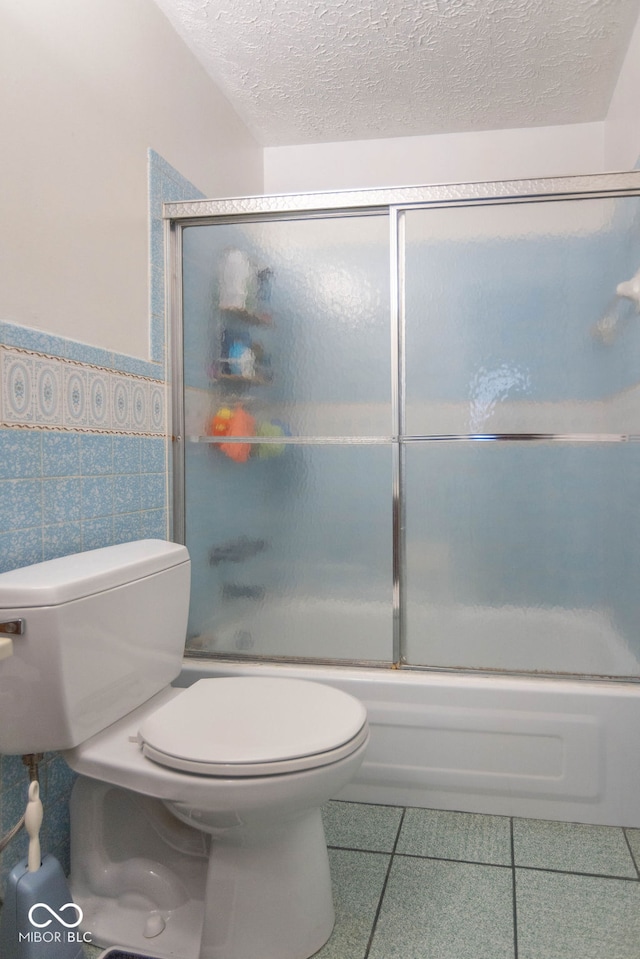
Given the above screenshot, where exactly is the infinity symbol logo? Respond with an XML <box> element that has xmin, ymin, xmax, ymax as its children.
<box><xmin>28</xmin><ymin>902</ymin><xmax>83</xmax><ymax>929</ymax></box>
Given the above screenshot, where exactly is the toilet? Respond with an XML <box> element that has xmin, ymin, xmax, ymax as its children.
<box><xmin>0</xmin><ymin>540</ymin><xmax>369</xmax><ymax>959</ymax></box>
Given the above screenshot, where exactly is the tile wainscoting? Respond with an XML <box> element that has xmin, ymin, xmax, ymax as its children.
<box><xmin>1</xmin><ymin>347</ymin><xmax>166</xmax><ymax>434</ymax></box>
<box><xmin>0</xmin><ymin>332</ymin><xmax>169</xmax><ymax>572</ymax></box>
<box><xmin>0</xmin><ymin>327</ymin><xmax>169</xmax><ymax>889</ymax></box>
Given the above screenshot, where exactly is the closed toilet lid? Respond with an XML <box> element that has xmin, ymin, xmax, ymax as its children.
<box><xmin>138</xmin><ymin>677</ymin><xmax>368</xmax><ymax>776</ymax></box>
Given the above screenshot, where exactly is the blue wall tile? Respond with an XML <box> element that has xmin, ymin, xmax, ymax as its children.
<box><xmin>0</xmin><ymin>754</ymin><xmax>26</xmax><ymax>789</ymax></box>
<box><xmin>1</xmin><ymin>780</ymin><xmax>30</xmax><ymax>840</ymax></box>
<box><xmin>80</xmin><ymin>434</ymin><xmax>113</xmax><ymax>475</ymax></box>
<box><xmin>0</xmin><ymin>322</ymin><xmax>66</xmax><ymax>358</ymax></box>
<box><xmin>140</xmin><ymin>472</ymin><xmax>165</xmax><ymax>510</ymax></box>
<box><xmin>43</xmin><ymin>478</ymin><xmax>82</xmax><ymax>523</ymax></box>
<box><xmin>0</xmin><ymin>527</ymin><xmax>43</xmax><ymax>571</ymax></box>
<box><xmin>113</xmin><ymin>435</ymin><xmax>141</xmax><ymax>472</ymax></box>
<box><xmin>81</xmin><ymin>475</ymin><xmax>115</xmax><ymax>519</ymax></box>
<box><xmin>113</xmin><ymin>473</ymin><xmax>142</xmax><ymax>513</ymax></box>
<box><xmin>113</xmin><ymin>511</ymin><xmax>143</xmax><ymax>542</ymax></box>
<box><xmin>0</xmin><ymin>432</ymin><xmax>41</xmax><ymax>479</ymax></box>
<box><xmin>43</xmin><ymin>521</ymin><xmax>83</xmax><ymax>560</ymax></box>
<box><xmin>151</xmin><ymin>314</ymin><xmax>165</xmax><ymax>365</ymax></box>
<box><xmin>81</xmin><ymin>516</ymin><xmax>114</xmax><ymax>550</ymax></box>
<box><xmin>148</xmin><ymin>147</ymin><xmax>204</xmax><ymax>364</ymax></box>
<box><xmin>140</xmin><ymin>508</ymin><xmax>168</xmax><ymax>539</ymax></box>
<box><xmin>64</xmin><ymin>340</ymin><xmax>115</xmax><ymax>369</ymax></box>
<box><xmin>42</xmin><ymin>433</ymin><xmax>81</xmax><ymax>477</ymax></box>
<box><xmin>0</xmin><ymin>479</ymin><xmax>42</xmax><ymax>532</ymax></box>
<box><xmin>143</xmin><ymin>437</ymin><xmax>167</xmax><ymax>473</ymax></box>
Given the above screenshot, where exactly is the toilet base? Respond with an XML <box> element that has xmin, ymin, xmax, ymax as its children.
<box><xmin>69</xmin><ymin>778</ymin><xmax>335</xmax><ymax>959</ymax></box>
<box><xmin>197</xmin><ymin>807</ymin><xmax>334</xmax><ymax>959</ymax></box>
<box><xmin>79</xmin><ymin>895</ymin><xmax>203</xmax><ymax>958</ymax></box>
<box><xmin>70</xmin><ymin>778</ymin><xmax>206</xmax><ymax>958</ymax></box>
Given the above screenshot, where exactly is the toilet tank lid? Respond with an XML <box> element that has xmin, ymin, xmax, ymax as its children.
<box><xmin>0</xmin><ymin>540</ymin><xmax>190</xmax><ymax>608</ymax></box>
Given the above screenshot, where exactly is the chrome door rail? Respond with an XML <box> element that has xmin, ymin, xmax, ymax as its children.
<box><xmin>401</xmin><ymin>433</ymin><xmax>640</xmax><ymax>443</ymax></box>
<box><xmin>166</xmin><ymin>219</ymin><xmax>186</xmax><ymax>545</ymax></box>
<box><xmin>186</xmin><ymin>432</ymin><xmax>639</xmax><ymax>444</ymax></box>
<box><xmin>391</xmin><ymin>209</ymin><xmax>405</xmax><ymax>666</ymax></box>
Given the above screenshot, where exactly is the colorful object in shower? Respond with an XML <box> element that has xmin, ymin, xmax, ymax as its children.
<box><xmin>220</xmin><ymin>329</ymin><xmax>256</xmax><ymax>379</ymax></box>
<box><xmin>219</xmin><ymin>406</ymin><xmax>256</xmax><ymax>463</ymax></box>
<box><xmin>228</xmin><ymin>340</ymin><xmax>256</xmax><ymax>378</ymax></box>
<box><xmin>208</xmin><ymin>407</ymin><xmax>233</xmax><ymax>439</ymax></box>
<box><xmin>255</xmin><ymin>419</ymin><xmax>288</xmax><ymax>458</ymax></box>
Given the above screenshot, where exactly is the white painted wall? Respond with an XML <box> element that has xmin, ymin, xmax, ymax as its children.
<box><xmin>3</xmin><ymin>0</ymin><xmax>636</xmax><ymax>361</ymax></box>
<box><xmin>263</xmin><ymin>122</ymin><xmax>605</xmax><ymax>195</ymax></box>
<box><xmin>0</xmin><ymin>0</ymin><xmax>262</xmax><ymax>359</ymax></box>
<box><xmin>604</xmin><ymin>7</ymin><xmax>640</xmax><ymax>171</ymax></box>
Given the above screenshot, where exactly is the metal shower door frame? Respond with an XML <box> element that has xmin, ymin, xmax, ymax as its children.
<box><xmin>165</xmin><ymin>171</ymin><xmax>640</xmax><ymax>672</ymax></box>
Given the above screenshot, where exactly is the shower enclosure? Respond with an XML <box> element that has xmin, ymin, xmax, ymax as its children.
<box><xmin>166</xmin><ymin>172</ymin><xmax>640</xmax><ymax>682</ymax></box>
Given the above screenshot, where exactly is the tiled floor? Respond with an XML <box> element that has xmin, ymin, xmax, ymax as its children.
<box><xmin>82</xmin><ymin>800</ymin><xmax>640</xmax><ymax>959</ymax></box>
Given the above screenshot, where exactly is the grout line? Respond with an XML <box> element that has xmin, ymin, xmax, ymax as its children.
<box><xmin>390</xmin><ymin>851</ymin><xmax>639</xmax><ymax>882</ymax></box>
<box><xmin>622</xmin><ymin>828</ymin><xmax>640</xmax><ymax>879</ymax></box>
<box><xmin>511</xmin><ymin>817</ymin><xmax>519</xmax><ymax>959</ymax></box>
<box><xmin>393</xmin><ymin>851</ymin><xmax>511</xmax><ymax>869</ymax></box>
<box><xmin>512</xmin><ymin>863</ymin><xmax>640</xmax><ymax>882</ymax></box>
<box><xmin>363</xmin><ymin>807</ymin><xmax>407</xmax><ymax>959</ymax></box>
<box><xmin>327</xmin><ymin>844</ymin><xmax>394</xmax><ymax>856</ymax></box>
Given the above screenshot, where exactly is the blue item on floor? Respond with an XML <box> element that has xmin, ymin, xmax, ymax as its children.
<box><xmin>0</xmin><ymin>853</ymin><xmax>85</xmax><ymax>959</ymax></box>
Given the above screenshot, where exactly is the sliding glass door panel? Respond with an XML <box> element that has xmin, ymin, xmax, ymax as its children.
<box><xmin>403</xmin><ymin>196</ymin><xmax>640</xmax><ymax>437</ymax></box>
<box><xmin>185</xmin><ymin>441</ymin><xmax>394</xmax><ymax>663</ymax></box>
<box><xmin>403</xmin><ymin>440</ymin><xmax>640</xmax><ymax>677</ymax></box>
<box><xmin>182</xmin><ymin>214</ymin><xmax>392</xmax><ymax>441</ymax></box>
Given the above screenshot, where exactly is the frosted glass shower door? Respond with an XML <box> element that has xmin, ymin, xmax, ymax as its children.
<box><xmin>402</xmin><ymin>195</ymin><xmax>640</xmax><ymax>677</ymax></box>
<box><xmin>180</xmin><ymin>214</ymin><xmax>394</xmax><ymax>663</ymax></box>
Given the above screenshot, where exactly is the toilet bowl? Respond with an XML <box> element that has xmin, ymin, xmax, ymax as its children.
<box><xmin>0</xmin><ymin>540</ymin><xmax>369</xmax><ymax>959</ymax></box>
<box><xmin>65</xmin><ymin>677</ymin><xmax>368</xmax><ymax>959</ymax></box>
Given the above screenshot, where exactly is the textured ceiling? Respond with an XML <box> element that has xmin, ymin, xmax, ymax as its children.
<box><xmin>153</xmin><ymin>0</ymin><xmax>640</xmax><ymax>146</ymax></box>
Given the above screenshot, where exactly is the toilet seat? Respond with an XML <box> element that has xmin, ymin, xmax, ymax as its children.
<box><xmin>138</xmin><ymin>677</ymin><xmax>368</xmax><ymax>777</ymax></box>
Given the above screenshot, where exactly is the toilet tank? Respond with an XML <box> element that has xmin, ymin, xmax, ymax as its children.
<box><xmin>0</xmin><ymin>540</ymin><xmax>190</xmax><ymax>754</ymax></box>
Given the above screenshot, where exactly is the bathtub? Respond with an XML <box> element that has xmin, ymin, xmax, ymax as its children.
<box><xmin>192</xmin><ymin>599</ymin><xmax>640</xmax><ymax>676</ymax></box>
<box><xmin>179</xmin><ymin>650</ymin><xmax>640</xmax><ymax>828</ymax></box>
